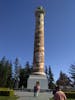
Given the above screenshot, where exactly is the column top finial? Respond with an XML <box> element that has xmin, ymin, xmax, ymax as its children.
<box><xmin>35</xmin><ymin>6</ymin><xmax>45</xmax><ymax>15</ymax></box>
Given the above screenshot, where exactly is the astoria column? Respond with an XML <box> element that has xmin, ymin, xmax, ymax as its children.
<box><xmin>33</xmin><ymin>6</ymin><xmax>45</xmax><ymax>75</ymax></box>
<box><xmin>27</xmin><ymin>6</ymin><xmax>48</xmax><ymax>89</ymax></box>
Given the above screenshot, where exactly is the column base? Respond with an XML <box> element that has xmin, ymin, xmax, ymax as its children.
<box><xmin>27</xmin><ymin>74</ymin><xmax>48</xmax><ymax>90</ymax></box>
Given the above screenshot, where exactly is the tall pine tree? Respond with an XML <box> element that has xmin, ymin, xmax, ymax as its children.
<box><xmin>48</xmin><ymin>66</ymin><xmax>55</xmax><ymax>89</ymax></box>
<box><xmin>69</xmin><ymin>64</ymin><xmax>75</xmax><ymax>86</ymax></box>
<box><xmin>14</xmin><ymin>58</ymin><xmax>21</xmax><ymax>88</ymax></box>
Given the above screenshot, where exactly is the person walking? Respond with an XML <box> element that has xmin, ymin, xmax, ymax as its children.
<box><xmin>54</xmin><ymin>86</ymin><xmax>67</xmax><ymax>100</ymax></box>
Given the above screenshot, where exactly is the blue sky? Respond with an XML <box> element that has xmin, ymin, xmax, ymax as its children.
<box><xmin>0</xmin><ymin>0</ymin><xmax>75</xmax><ymax>81</ymax></box>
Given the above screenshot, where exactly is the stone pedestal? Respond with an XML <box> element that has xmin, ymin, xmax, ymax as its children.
<box><xmin>27</xmin><ymin>74</ymin><xmax>48</xmax><ymax>90</ymax></box>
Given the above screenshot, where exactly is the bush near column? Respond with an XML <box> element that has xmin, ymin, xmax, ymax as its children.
<box><xmin>65</xmin><ymin>92</ymin><xmax>75</xmax><ymax>99</ymax></box>
<box><xmin>0</xmin><ymin>88</ymin><xmax>14</xmax><ymax>96</ymax></box>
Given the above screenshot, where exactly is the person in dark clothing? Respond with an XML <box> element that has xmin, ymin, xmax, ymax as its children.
<box><xmin>34</xmin><ymin>85</ymin><xmax>37</xmax><ymax>96</ymax></box>
<box><xmin>53</xmin><ymin>88</ymin><xmax>57</xmax><ymax>95</ymax></box>
<box><xmin>34</xmin><ymin>81</ymin><xmax>40</xmax><ymax>97</ymax></box>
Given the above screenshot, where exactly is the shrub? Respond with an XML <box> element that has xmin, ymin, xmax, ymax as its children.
<box><xmin>65</xmin><ymin>92</ymin><xmax>75</xmax><ymax>99</ymax></box>
<box><xmin>0</xmin><ymin>88</ymin><xmax>14</xmax><ymax>96</ymax></box>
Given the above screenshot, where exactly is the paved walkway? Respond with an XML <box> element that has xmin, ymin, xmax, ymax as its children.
<box><xmin>15</xmin><ymin>91</ymin><xmax>53</xmax><ymax>100</ymax></box>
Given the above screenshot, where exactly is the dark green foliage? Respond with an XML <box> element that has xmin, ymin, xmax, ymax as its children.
<box><xmin>19</xmin><ymin>68</ymin><xmax>27</xmax><ymax>88</ymax></box>
<box><xmin>0</xmin><ymin>56</ymin><xmax>33</xmax><ymax>89</ymax></box>
<box><xmin>56</xmin><ymin>71</ymin><xmax>71</xmax><ymax>87</ymax></box>
<box><xmin>45</xmin><ymin>66</ymin><xmax>55</xmax><ymax>89</ymax></box>
<box><xmin>0</xmin><ymin>91</ymin><xmax>9</xmax><ymax>96</ymax></box>
<box><xmin>14</xmin><ymin>58</ymin><xmax>21</xmax><ymax>89</ymax></box>
<box><xmin>69</xmin><ymin>64</ymin><xmax>75</xmax><ymax>85</ymax></box>
<box><xmin>45</xmin><ymin>66</ymin><xmax>48</xmax><ymax>79</ymax></box>
<box><xmin>65</xmin><ymin>92</ymin><xmax>75</xmax><ymax>99</ymax></box>
<box><xmin>0</xmin><ymin>57</ymin><xmax>7</xmax><ymax>87</ymax></box>
<box><xmin>14</xmin><ymin>58</ymin><xmax>21</xmax><ymax>76</ymax></box>
<box><xmin>0</xmin><ymin>57</ymin><xmax>13</xmax><ymax>88</ymax></box>
<box><xmin>6</xmin><ymin>61</ymin><xmax>12</xmax><ymax>88</ymax></box>
<box><xmin>48</xmin><ymin>66</ymin><xmax>54</xmax><ymax>82</ymax></box>
<box><xmin>48</xmin><ymin>66</ymin><xmax>55</xmax><ymax>89</ymax></box>
<box><xmin>19</xmin><ymin>61</ymin><xmax>32</xmax><ymax>88</ymax></box>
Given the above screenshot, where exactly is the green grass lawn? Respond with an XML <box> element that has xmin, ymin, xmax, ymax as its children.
<box><xmin>0</xmin><ymin>96</ymin><xmax>18</xmax><ymax>100</ymax></box>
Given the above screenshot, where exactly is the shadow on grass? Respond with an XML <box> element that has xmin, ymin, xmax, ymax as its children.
<box><xmin>0</xmin><ymin>96</ymin><xmax>18</xmax><ymax>100</ymax></box>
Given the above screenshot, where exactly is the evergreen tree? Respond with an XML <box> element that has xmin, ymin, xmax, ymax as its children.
<box><xmin>14</xmin><ymin>58</ymin><xmax>21</xmax><ymax>88</ymax></box>
<box><xmin>48</xmin><ymin>66</ymin><xmax>55</xmax><ymax>89</ymax></box>
<box><xmin>0</xmin><ymin>56</ymin><xmax>7</xmax><ymax>87</ymax></box>
<box><xmin>56</xmin><ymin>71</ymin><xmax>71</xmax><ymax>87</ymax></box>
<box><xmin>6</xmin><ymin>61</ymin><xmax>13</xmax><ymax>88</ymax></box>
<box><xmin>0</xmin><ymin>57</ymin><xmax>13</xmax><ymax>88</ymax></box>
<box><xmin>45</xmin><ymin>66</ymin><xmax>48</xmax><ymax>79</ymax></box>
<box><xmin>19</xmin><ymin>68</ymin><xmax>26</xmax><ymax>88</ymax></box>
<box><xmin>24</xmin><ymin>61</ymin><xmax>31</xmax><ymax>87</ymax></box>
<box><xmin>19</xmin><ymin>61</ymin><xmax>32</xmax><ymax>88</ymax></box>
<box><xmin>69</xmin><ymin>64</ymin><xmax>75</xmax><ymax>85</ymax></box>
